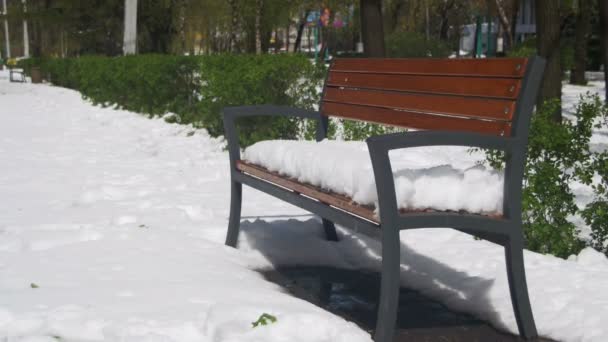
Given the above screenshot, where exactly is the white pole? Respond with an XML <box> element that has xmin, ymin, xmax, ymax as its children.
<box><xmin>22</xmin><ymin>0</ymin><xmax>28</xmax><ymax>57</ymax></box>
<box><xmin>2</xmin><ymin>0</ymin><xmax>10</xmax><ymax>59</ymax></box>
<box><xmin>123</xmin><ymin>0</ymin><xmax>137</xmax><ymax>55</ymax></box>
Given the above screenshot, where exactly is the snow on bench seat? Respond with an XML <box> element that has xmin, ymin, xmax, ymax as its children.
<box><xmin>242</xmin><ymin>139</ymin><xmax>504</xmax><ymax>218</ymax></box>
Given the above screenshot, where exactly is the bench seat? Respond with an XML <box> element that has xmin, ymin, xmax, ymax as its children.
<box><xmin>241</xmin><ymin>139</ymin><xmax>504</xmax><ymax>221</ymax></box>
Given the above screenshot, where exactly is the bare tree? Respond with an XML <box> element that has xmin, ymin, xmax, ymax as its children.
<box><xmin>360</xmin><ymin>0</ymin><xmax>385</xmax><ymax>57</ymax></box>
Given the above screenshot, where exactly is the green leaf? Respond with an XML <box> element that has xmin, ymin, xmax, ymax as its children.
<box><xmin>252</xmin><ymin>313</ymin><xmax>278</xmax><ymax>328</ymax></box>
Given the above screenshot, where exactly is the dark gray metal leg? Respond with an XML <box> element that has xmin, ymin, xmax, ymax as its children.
<box><xmin>322</xmin><ymin>218</ymin><xmax>338</xmax><ymax>241</ymax></box>
<box><xmin>225</xmin><ymin>181</ymin><xmax>242</xmax><ymax>247</ymax></box>
<box><xmin>373</xmin><ymin>226</ymin><xmax>401</xmax><ymax>342</ymax></box>
<box><xmin>505</xmin><ymin>233</ymin><xmax>538</xmax><ymax>339</ymax></box>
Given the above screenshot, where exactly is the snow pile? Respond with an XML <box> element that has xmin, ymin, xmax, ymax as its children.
<box><xmin>243</xmin><ymin>139</ymin><xmax>504</xmax><ymax>215</ymax></box>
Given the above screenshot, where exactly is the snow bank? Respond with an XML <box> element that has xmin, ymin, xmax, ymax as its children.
<box><xmin>243</xmin><ymin>140</ymin><xmax>504</xmax><ymax>215</ymax></box>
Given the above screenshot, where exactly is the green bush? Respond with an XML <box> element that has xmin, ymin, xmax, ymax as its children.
<box><xmin>16</xmin><ymin>57</ymin><xmax>46</xmax><ymax>74</ymax></box>
<box><xmin>483</xmin><ymin>95</ymin><xmax>608</xmax><ymax>258</ymax></box>
<box><xmin>19</xmin><ymin>54</ymin><xmax>323</xmax><ymax>147</ymax></box>
<box><xmin>51</xmin><ymin>55</ymin><xmax>200</xmax><ymax>116</ymax></box>
<box><xmin>197</xmin><ymin>54</ymin><xmax>323</xmax><ymax>146</ymax></box>
<box><xmin>386</xmin><ymin>31</ymin><xmax>451</xmax><ymax>58</ymax></box>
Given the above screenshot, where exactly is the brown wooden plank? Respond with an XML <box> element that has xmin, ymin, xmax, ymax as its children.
<box><xmin>327</xmin><ymin>71</ymin><xmax>522</xmax><ymax>99</ymax></box>
<box><xmin>236</xmin><ymin>160</ymin><xmax>379</xmax><ymax>223</ymax></box>
<box><xmin>323</xmin><ymin>87</ymin><xmax>516</xmax><ymax>121</ymax></box>
<box><xmin>322</xmin><ymin>102</ymin><xmax>512</xmax><ymax>136</ymax></box>
<box><xmin>331</xmin><ymin>58</ymin><xmax>528</xmax><ymax>78</ymax></box>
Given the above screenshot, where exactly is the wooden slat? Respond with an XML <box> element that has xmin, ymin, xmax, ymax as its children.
<box><xmin>331</xmin><ymin>58</ymin><xmax>528</xmax><ymax>78</ymax></box>
<box><xmin>322</xmin><ymin>102</ymin><xmax>512</xmax><ymax>136</ymax></box>
<box><xmin>327</xmin><ymin>71</ymin><xmax>522</xmax><ymax>99</ymax></box>
<box><xmin>323</xmin><ymin>87</ymin><xmax>515</xmax><ymax>121</ymax></box>
<box><xmin>236</xmin><ymin>160</ymin><xmax>379</xmax><ymax>223</ymax></box>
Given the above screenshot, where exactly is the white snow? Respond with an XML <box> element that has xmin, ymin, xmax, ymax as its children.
<box><xmin>1</xmin><ymin>70</ymin><xmax>608</xmax><ymax>342</ymax></box>
<box><xmin>0</xmin><ymin>71</ymin><xmax>370</xmax><ymax>342</ymax></box>
<box><xmin>243</xmin><ymin>140</ymin><xmax>503</xmax><ymax>215</ymax></box>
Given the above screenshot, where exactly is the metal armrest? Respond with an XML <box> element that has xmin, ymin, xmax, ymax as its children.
<box><xmin>222</xmin><ymin>105</ymin><xmax>325</xmax><ymax>168</ymax></box>
<box><xmin>366</xmin><ymin>130</ymin><xmax>522</xmax><ymax>225</ymax></box>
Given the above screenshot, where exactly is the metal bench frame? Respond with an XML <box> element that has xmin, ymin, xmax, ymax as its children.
<box><xmin>9</xmin><ymin>68</ymin><xmax>26</xmax><ymax>83</ymax></box>
<box><xmin>223</xmin><ymin>56</ymin><xmax>546</xmax><ymax>342</ymax></box>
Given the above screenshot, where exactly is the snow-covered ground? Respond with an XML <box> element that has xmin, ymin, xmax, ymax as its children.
<box><xmin>1</xmin><ymin>70</ymin><xmax>608</xmax><ymax>342</ymax></box>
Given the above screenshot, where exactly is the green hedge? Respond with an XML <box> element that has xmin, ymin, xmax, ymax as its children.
<box><xmin>19</xmin><ymin>54</ymin><xmax>323</xmax><ymax>146</ymax></box>
<box><xmin>386</xmin><ymin>31</ymin><xmax>451</xmax><ymax>58</ymax></box>
<box><xmin>197</xmin><ymin>54</ymin><xmax>323</xmax><ymax>145</ymax></box>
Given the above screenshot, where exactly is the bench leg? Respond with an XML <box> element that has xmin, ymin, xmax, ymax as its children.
<box><xmin>225</xmin><ymin>181</ymin><xmax>242</xmax><ymax>247</ymax></box>
<box><xmin>505</xmin><ymin>233</ymin><xmax>538</xmax><ymax>340</ymax></box>
<box><xmin>373</xmin><ymin>226</ymin><xmax>400</xmax><ymax>342</ymax></box>
<box><xmin>322</xmin><ymin>219</ymin><xmax>338</xmax><ymax>242</ymax></box>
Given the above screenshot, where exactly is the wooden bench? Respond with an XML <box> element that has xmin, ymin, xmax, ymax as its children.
<box><xmin>223</xmin><ymin>57</ymin><xmax>545</xmax><ymax>342</ymax></box>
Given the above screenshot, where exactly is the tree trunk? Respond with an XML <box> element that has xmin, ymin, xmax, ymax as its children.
<box><xmin>386</xmin><ymin>0</ymin><xmax>404</xmax><ymax>34</ymax></box>
<box><xmin>425</xmin><ymin>0</ymin><xmax>430</xmax><ymax>40</ymax></box>
<box><xmin>261</xmin><ymin>28</ymin><xmax>271</xmax><ymax>53</ymax></box>
<box><xmin>293</xmin><ymin>10</ymin><xmax>309</xmax><ymax>52</ymax></box>
<box><xmin>570</xmin><ymin>0</ymin><xmax>591</xmax><ymax>85</ymax></box>
<box><xmin>255</xmin><ymin>0</ymin><xmax>263</xmax><ymax>54</ymax></box>
<box><xmin>285</xmin><ymin>23</ymin><xmax>290</xmax><ymax>52</ymax></box>
<box><xmin>3</xmin><ymin>0</ymin><xmax>10</xmax><ymax>59</ymax></box>
<box><xmin>535</xmin><ymin>0</ymin><xmax>562</xmax><ymax>121</ymax></box>
<box><xmin>600</xmin><ymin>0</ymin><xmax>608</xmax><ymax>103</ymax></box>
<box><xmin>495</xmin><ymin>0</ymin><xmax>514</xmax><ymax>49</ymax></box>
<box><xmin>176</xmin><ymin>0</ymin><xmax>187</xmax><ymax>54</ymax></box>
<box><xmin>438</xmin><ymin>0</ymin><xmax>455</xmax><ymax>41</ymax></box>
<box><xmin>31</xmin><ymin>0</ymin><xmax>42</xmax><ymax>57</ymax></box>
<box><xmin>22</xmin><ymin>0</ymin><xmax>29</xmax><ymax>57</ymax></box>
<box><xmin>228</xmin><ymin>0</ymin><xmax>239</xmax><ymax>52</ymax></box>
<box><xmin>510</xmin><ymin>0</ymin><xmax>520</xmax><ymax>47</ymax></box>
<box><xmin>360</xmin><ymin>0</ymin><xmax>385</xmax><ymax>57</ymax></box>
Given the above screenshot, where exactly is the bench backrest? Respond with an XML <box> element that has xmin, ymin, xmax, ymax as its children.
<box><xmin>321</xmin><ymin>57</ymin><xmax>539</xmax><ymax>137</ymax></box>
